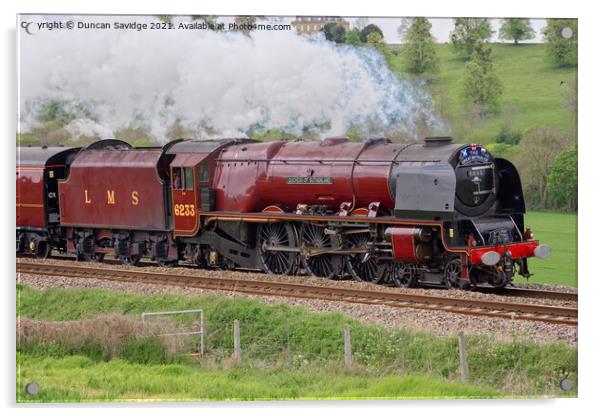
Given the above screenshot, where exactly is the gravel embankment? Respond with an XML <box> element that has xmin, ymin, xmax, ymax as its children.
<box><xmin>16</xmin><ymin>258</ymin><xmax>578</xmax><ymax>345</ymax></box>
<box><xmin>17</xmin><ymin>257</ymin><xmax>578</xmax><ymax>307</ymax></box>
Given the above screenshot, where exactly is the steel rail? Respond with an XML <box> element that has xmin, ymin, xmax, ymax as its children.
<box><xmin>475</xmin><ymin>286</ymin><xmax>578</xmax><ymax>302</ymax></box>
<box><xmin>17</xmin><ymin>260</ymin><xmax>577</xmax><ymax>326</ymax></box>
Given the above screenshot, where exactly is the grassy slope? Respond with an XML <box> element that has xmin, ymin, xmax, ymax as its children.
<box><xmin>523</xmin><ymin>211</ymin><xmax>577</xmax><ymax>287</ymax></box>
<box><xmin>16</xmin><ymin>285</ymin><xmax>577</xmax><ymax>401</ymax></box>
<box><xmin>387</xmin><ymin>43</ymin><xmax>576</xmax><ymax>141</ymax></box>
<box><xmin>17</xmin><ymin>354</ymin><xmax>496</xmax><ymax>402</ymax></box>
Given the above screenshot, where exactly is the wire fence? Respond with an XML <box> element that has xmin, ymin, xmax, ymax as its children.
<box><xmin>138</xmin><ymin>308</ymin><xmax>570</xmax><ymax>393</ymax></box>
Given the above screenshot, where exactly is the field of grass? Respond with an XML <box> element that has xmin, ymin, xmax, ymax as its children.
<box><xmin>16</xmin><ymin>354</ymin><xmax>497</xmax><ymax>402</ymax></box>
<box><xmin>386</xmin><ymin>43</ymin><xmax>576</xmax><ymax>142</ymax></box>
<box><xmin>16</xmin><ymin>284</ymin><xmax>577</xmax><ymax>401</ymax></box>
<box><xmin>523</xmin><ymin>211</ymin><xmax>577</xmax><ymax>287</ymax></box>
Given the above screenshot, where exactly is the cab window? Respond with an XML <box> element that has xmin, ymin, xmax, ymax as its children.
<box><xmin>184</xmin><ymin>167</ymin><xmax>193</xmax><ymax>190</ymax></box>
<box><xmin>199</xmin><ymin>162</ymin><xmax>209</xmax><ymax>183</ymax></box>
<box><xmin>172</xmin><ymin>168</ymin><xmax>183</xmax><ymax>190</ymax></box>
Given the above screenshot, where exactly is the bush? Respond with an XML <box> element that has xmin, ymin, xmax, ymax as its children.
<box><xmin>321</xmin><ymin>22</ymin><xmax>346</xmax><ymax>44</ymax></box>
<box><xmin>547</xmin><ymin>145</ymin><xmax>578</xmax><ymax>211</ymax></box>
<box><xmin>359</xmin><ymin>24</ymin><xmax>383</xmax><ymax>43</ymax></box>
<box><xmin>495</xmin><ymin>126</ymin><xmax>521</xmax><ymax>145</ymax></box>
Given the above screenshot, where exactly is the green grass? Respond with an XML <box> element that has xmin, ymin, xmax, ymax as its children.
<box><xmin>16</xmin><ymin>284</ymin><xmax>577</xmax><ymax>401</ymax></box>
<box><xmin>386</xmin><ymin>43</ymin><xmax>576</xmax><ymax>142</ymax></box>
<box><xmin>523</xmin><ymin>211</ymin><xmax>577</xmax><ymax>287</ymax></box>
<box><xmin>16</xmin><ymin>353</ymin><xmax>498</xmax><ymax>402</ymax></box>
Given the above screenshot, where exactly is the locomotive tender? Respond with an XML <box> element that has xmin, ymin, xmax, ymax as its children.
<box><xmin>16</xmin><ymin>136</ymin><xmax>550</xmax><ymax>289</ymax></box>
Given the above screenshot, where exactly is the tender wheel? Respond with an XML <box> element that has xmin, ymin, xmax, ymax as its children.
<box><xmin>345</xmin><ymin>232</ymin><xmax>382</xmax><ymax>283</ymax></box>
<box><xmin>257</xmin><ymin>222</ymin><xmax>298</xmax><ymax>275</ymax></box>
<box><xmin>444</xmin><ymin>258</ymin><xmax>470</xmax><ymax>290</ymax></box>
<box><xmin>299</xmin><ymin>223</ymin><xmax>342</xmax><ymax>279</ymax></box>
<box><xmin>385</xmin><ymin>262</ymin><xmax>417</xmax><ymax>288</ymax></box>
<box><xmin>120</xmin><ymin>254</ymin><xmax>141</xmax><ymax>266</ymax></box>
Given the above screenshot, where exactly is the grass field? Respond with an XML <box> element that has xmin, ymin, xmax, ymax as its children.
<box><xmin>386</xmin><ymin>43</ymin><xmax>577</xmax><ymax>142</ymax></box>
<box><xmin>523</xmin><ymin>211</ymin><xmax>577</xmax><ymax>287</ymax></box>
<box><xmin>16</xmin><ymin>284</ymin><xmax>577</xmax><ymax>401</ymax></box>
<box><xmin>16</xmin><ymin>354</ymin><xmax>497</xmax><ymax>402</ymax></box>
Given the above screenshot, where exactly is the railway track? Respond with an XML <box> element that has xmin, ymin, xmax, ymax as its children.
<box><xmin>475</xmin><ymin>286</ymin><xmax>577</xmax><ymax>302</ymax></box>
<box><xmin>20</xmin><ymin>254</ymin><xmax>578</xmax><ymax>303</ymax></box>
<box><xmin>16</xmin><ymin>259</ymin><xmax>577</xmax><ymax>326</ymax></box>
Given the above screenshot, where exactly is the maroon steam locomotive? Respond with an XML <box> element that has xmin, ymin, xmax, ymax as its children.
<box><xmin>16</xmin><ymin>136</ymin><xmax>550</xmax><ymax>289</ymax></box>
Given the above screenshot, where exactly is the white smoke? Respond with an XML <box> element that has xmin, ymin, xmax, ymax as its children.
<box><xmin>18</xmin><ymin>15</ymin><xmax>446</xmax><ymax>142</ymax></box>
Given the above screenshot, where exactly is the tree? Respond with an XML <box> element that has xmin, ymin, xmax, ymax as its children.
<box><xmin>547</xmin><ymin>145</ymin><xmax>578</xmax><ymax>211</ymax></box>
<box><xmin>360</xmin><ymin>24</ymin><xmax>384</xmax><ymax>43</ymax></box>
<box><xmin>366</xmin><ymin>31</ymin><xmax>384</xmax><ymax>45</ymax></box>
<box><xmin>354</xmin><ymin>17</ymin><xmax>369</xmax><ymax>31</ymax></box>
<box><xmin>499</xmin><ymin>18</ymin><xmax>535</xmax><ymax>44</ymax></box>
<box><xmin>396</xmin><ymin>18</ymin><xmax>413</xmax><ymax>42</ymax></box>
<box><xmin>543</xmin><ymin>19</ymin><xmax>578</xmax><ymax>67</ymax></box>
<box><xmin>345</xmin><ymin>29</ymin><xmax>361</xmax><ymax>46</ymax></box>
<box><xmin>402</xmin><ymin>17</ymin><xmax>439</xmax><ymax>74</ymax></box>
<box><xmin>450</xmin><ymin>18</ymin><xmax>493</xmax><ymax>59</ymax></box>
<box><xmin>462</xmin><ymin>42</ymin><xmax>503</xmax><ymax>113</ymax></box>
<box><xmin>321</xmin><ymin>22</ymin><xmax>346</xmax><ymax>44</ymax></box>
<box><xmin>514</xmin><ymin>127</ymin><xmax>570</xmax><ymax>209</ymax></box>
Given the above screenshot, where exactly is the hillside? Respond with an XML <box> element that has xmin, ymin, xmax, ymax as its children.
<box><xmin>386</xmin><ymin>43</ymin><xmax>577</xmax><ymax>143</ymax></box>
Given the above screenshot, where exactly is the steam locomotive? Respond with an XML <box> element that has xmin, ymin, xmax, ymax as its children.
<box><xmin>16</xmin><ymin>136</ymin><xmax>550</xmax><ymax>289</ymax></box>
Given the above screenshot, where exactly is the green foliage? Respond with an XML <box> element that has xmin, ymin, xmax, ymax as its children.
<box><xmin>18</xmin><ymin>336</ymin><xmax>176</xmax><ymax>365</ymax></box>
<box><xmin>366</xmin><ymin>31</ymin><xmax>384</xmax><ymax>45</ymax></box>
<box><xmin>359</xmin><ymin>24</ymin><xmax>383</xmax><ymax>43</ymax></box>
<box><xmin>450</xmin><ymin>18</ymin><xmax>493</xmax><ymax>59</ymax></box>
<box><xmin>16</xmin><ymin>133</ymin><xmax>42</xmax><ymax>147</ymax></box>
<box><xmin>499</xmin><ymin>18</ymin><xmax>535</xmax><ymax>44</ymax></box>
<box><xmin>321</xmin><ymin>22</ymin><xmax>346</xmax><ymax>44</ymax></box>
<box><xmin>543</xmin><ymin>19</ymin><xmax>578</xmax><ymax>68</ymax></box>
<box><xmin>514</xmin><ymin>126</ymin><xmax>570</xmax><ymax>209</ymax></box>
<box><xmin>344</xmin><ymin>28</ymin><xmax>361</xmax><ymax>46</ymax></box>
<box><xmin>462</xmin><ymin>42</ymin><xmax>503</xmax><ymax>113</ymax></box>
<box><xmin>402</xmin><ymin>17</ymin><xmax>439</xmax><ymax>74</ymax></box>
<box><xmin>494</xmin><ymin>125</ymin><xmax>521</xmax><ymax>145</ymax></box>
<box><xmin>17</xmin><ymin>354</ymin><xmax>499</xmax><ymax>402</ymax></box>
<box><xmin>38</xmin><ymin>99</ymin><xmax>91</xmax><ymax>127</ymax></box>
<box><xmin>547</xmin><ymin>145</ymin><xmax>578</xmax><ymax>211</ymax></box>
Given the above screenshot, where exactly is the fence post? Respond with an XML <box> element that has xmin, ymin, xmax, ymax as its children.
<box><xmin>343</xmin><ymin>323</ymin><xmax>352</xmax><ymax>369</ymax></box>
<box><xmin>286</xmin><ymin>326</ymin><xmax>292</xmax><ymax>368</ymax></box>
<box><xmin>233</xmin><ymin>320</ymin><xmax>241</xmax><ymax>365</ymax></box>
<box><xmin>458</xmin><ymin>331</ymin><xmax>469</xmax><ymax>383</ymax></box>
<box><xmin>199</xmin><ymin>310</ymin><xmax>205</xmax><ymax>356</ymax></box>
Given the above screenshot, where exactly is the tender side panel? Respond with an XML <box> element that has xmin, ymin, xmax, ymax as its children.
<box><xmin>16</xmin><ymin>167</ymin><xmax>45</xmax><ymax>228</ymax></box>
<box><xmin>59</xmin><ymin>150</ymin><xmax>167</xmax><ymax>230</ymax></box>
